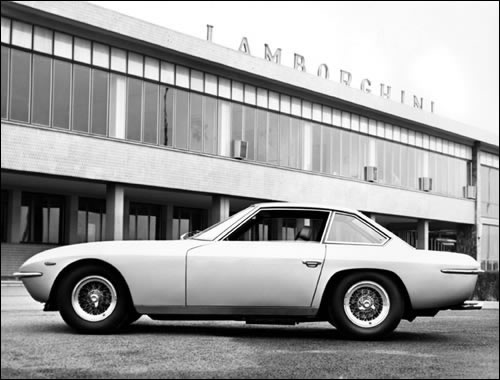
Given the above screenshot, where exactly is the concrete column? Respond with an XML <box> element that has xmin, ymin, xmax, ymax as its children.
<box><xmin>210</xmin><ymin>195</ymin><xmax>230</xmax><ymax>225</ymax></box>
<box><xmin>105</xmin><ymin>184</ymin><xmax>125</xmax><ymax>241</ymax></box>
<box><xmin>8</xmin><ymin>190</ymin><xmax>22</xmax><ymax>243</ymax></box>
<box><xmin>417</xmin><ymin>219</ymin><xmax>429</xmax><ymax>250</ymax></box>
<box><xmin>66</xmin><ymin>195</ymin><xmax>79</xmax><ymax>244</ymax></box>
<box><xmin>472</xmin><ymin>142</ymin><xmax>481</xmax><ymax>261</ymax></box>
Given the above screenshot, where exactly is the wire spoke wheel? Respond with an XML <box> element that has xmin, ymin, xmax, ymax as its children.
<box><xmin>71</xmin><ymin>276</ymin><xmax>117</xmax><ymax>322</ymax></box>
<box><xmin>343</xmin><ymin>281</ymin><xmax>390</xmax><ymax>328</ymax></box>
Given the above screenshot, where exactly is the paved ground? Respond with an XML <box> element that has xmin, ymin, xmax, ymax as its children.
<box><xmin>1</xmin><ymin>286</ymin><xmax>499</xmax><ymax>379</ymax></box>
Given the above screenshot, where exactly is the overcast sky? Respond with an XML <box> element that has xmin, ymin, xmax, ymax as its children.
<box><xmin>91</xmin><ymin>1</ymin><xmax>499</xmax><ymax>138</ymax></box>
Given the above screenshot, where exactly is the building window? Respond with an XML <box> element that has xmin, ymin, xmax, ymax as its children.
<box><xmin>481</xmin><ymin>225</ymin><xmax>499</xmax><ymax>271</ymax></box>
<box><xmin>172</xmin><ymin>207</ymin><xmax>207</xmax><ymax>240</ymax></box>
<box><xmin>3</xmin><ymin>43</ymin><xmax>474</xmax><ymax>200</ymax></box>
<box><xmin>20</xmin><ymin>193</ymin><xmax>65</xmax><ymax>244</ymax></box>
<box><xmin>1</xmin><ymin>46</ymin><xmax>9</xmax><ymax>119</ymax></box>
<box><xmin>128</xmin><ymin>203</ymin><xmax>161</xmax><ymax>240</ymax></box>
<box><xmin>1</xmin><ymin>190</ymin><xmax>7</xmax><ymax>242</ymax></box>
<box><xmin>72</xmin><ymin>64</ymin><xmax>91</xmax><ymax>132</ymax></box>
<box><xmin>10</xmin><ymin>49</ymin><xmax>31</xmax><ymax>122</ymax></box>
<box><xmin>481</xmin><ymin>166</ymin><xmax>499</xmax><ymax>219</ymax></box>
<box><xmin>52</xmin><ymin>60</ymin><xmax>71</xmax><ymax>129</ymax></box>
<box><xmin>78</xmin><ymin>198</ymin><xmax>106</xmax><ymax>242</ymax></box>
<box><xmin>91</xmin><ymin>69</ymin><xmax>108</xmax><ymax>135</ymax></box>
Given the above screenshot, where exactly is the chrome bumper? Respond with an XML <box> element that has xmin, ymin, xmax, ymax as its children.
<box><xmin>12</xmin><ymin>271</ymin><xmax>43</xmax><ymax>278</ymax></box>
<box><xmin>448</xmin><ymin>301</ymin><xmax>483</xmax><ymax>310</ymax></box>
<box><xmin>441</xmin><ymin>269</ymin><xmax>484</xmax><ymax>275</ymax></box>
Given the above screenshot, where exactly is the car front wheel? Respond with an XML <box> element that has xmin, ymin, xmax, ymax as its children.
<box><xmin>57</xmin><ymin>264</ymin><xmax>132</xmax><ymax>333</ymax></box>
<box><xmin>328</xmin><ymin>272</ymin><xmax>404</xmax><ymax>339</ymax></box>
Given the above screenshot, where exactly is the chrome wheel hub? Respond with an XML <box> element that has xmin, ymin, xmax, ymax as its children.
<box><xmin>71</xmin><ymin>276</ymin><xmax>117</xmax><ymax>322</ymax></box>
<box><xmin>343</xmin><ymin>281</ymin><xmax>390</xmax><ymax>328</ymax></box>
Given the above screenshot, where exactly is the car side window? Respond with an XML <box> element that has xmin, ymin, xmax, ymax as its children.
<box><xmin>225</xmin><ymin>209</ymin><xmax>329</xmax><ymax>242</ymax></box>
<box><xmin>327</xmin><ymin>213</ymin><xmax>387</xmax><ymax>244</ymax></box>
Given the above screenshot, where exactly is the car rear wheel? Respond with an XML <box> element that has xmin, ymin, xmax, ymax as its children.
<box><xmin>328</xmin><ymin>272</ymin><xmax>404</xmax><ymax>339</ymax></box>
<box><xmin>57</xmin><ymin>264</ymin><xmax>132</xmax><ymax>333</ymax></box>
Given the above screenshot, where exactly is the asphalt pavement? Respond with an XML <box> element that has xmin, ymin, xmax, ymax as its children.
<box><xmin>1</xmin><ymin>285</ymin><xmax>499</xmax><ymax>379</ymax></box>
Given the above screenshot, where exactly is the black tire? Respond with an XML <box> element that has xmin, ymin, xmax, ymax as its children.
<box><xmin>327</xmin><ymin>272</ymin><xmax>404</xmax><ymax>339</ymax></box>
<box><xmin>57</xmin><ymin>264</ymin><xmax>133</xmax><ymax>333</ymax></box>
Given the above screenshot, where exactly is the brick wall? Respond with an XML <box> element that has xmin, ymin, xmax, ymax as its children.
<box><xmin>1</xmin><ymin>243</ymin><xmax>59</xmax><ymax>278</ymax></box>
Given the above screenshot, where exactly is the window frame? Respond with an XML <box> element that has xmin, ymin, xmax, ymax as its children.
<box><xmin>324</xmin><ymin>211</ymin><xmax>390</xmax><ymax>246</ymax></box>
<box><xmin>218</xmin><ymin>207</ymin><xmax>333</xmax><ymax>243</ymax></box>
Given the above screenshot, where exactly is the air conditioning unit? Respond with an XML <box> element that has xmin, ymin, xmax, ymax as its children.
<box><xmin>232</xmin><ymin>140</ymin><xmax>248</xmax><ymax>160</ymax></box>
<box><xmin>463</xmin><ymin>185</ymin><xmax>476</xmax><ymax>199</ymax></box>
<box><xmin>364</xmin><ymin>166</ymin><xmax>378</xmax><ymax>182</ymax></box>
<box><xmin>419</xmin><ymin>177</ymin><xmax>432</xmax><ymax>192</ymax></box>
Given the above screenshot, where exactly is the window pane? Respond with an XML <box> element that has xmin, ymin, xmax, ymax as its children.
<box><xmin>341</xmin><ymin>130</ymin><xmax>350</xmax><ymax>176</ymax></box>
<box><xmin>143</xmin><ymin>82</ymin><xmax>159</xmax><ymax>144</ymax></box>
<box><xmin>190</xmin><ymin>92</ymin><xmax>203</xmax><ymax>151</ymax></box>
<box><xmin>54</xmin><ymin>32</ymin><xmax>72</xmax><ymax>59</ymax></box>
<box><xmin>33</xmin><ymin>26</ymin><xmax>52</xmax><ymax>54</ymax></box>
<box><xmin>384</xmin><ymin>141</ymin><xmax>393</xmax><ymax>184</ymax></box>
<box><xmin>268</xmin><ymin>113</ymin><xmax>279</xmax><ymax>165</ymax></box>
<box><xmin>128</xmin><ymin>52</ymin><xmax>143</xmax><ymax>76</ymax></box>
<box><xmin>12</xmin><ymin>21</ymin><xmax>32</xmax><ymax>49</ymax></box>
<box><xmin>256</xmin><ymin>109</ymin><xmax>267</xmax><ymax>162</ymax></box>
<box><xmin>52</xmin><ymin>60</ymin><xmax>71</xmax><ymax>129</ymax></box>
<box><xmin>137</xmin><ymin>215</ymin><xmax>148</xmax><ymax>240</ymax></box>
<box><xmin>231</xmin><ymin>103</ymin><xmax>243</xmax><ymax>142</ymax></box>
<box><xmin>1</xmin><ymin>17</ymin><xmax>11</xmax><ymax>44</ymax></box>
<box><xmin>321</xmin><ymin>126</ymin><xmax>332</xmax><ymax>174</ymax></box>
<box><xmin>203</xmin><ymin>96</ymin><xmax>217</xmax><ymax>154</ymax></box>
<box><xmin>290</xmin><ymin>118</ymin><xmax>302</xmax><ymax>169</ymax></box>
<box><xmin>74</xmin><ymin>38</ymin><xmax>91</xmax><ymax>64</ymax></box>
<box><xmin>174</xmin><ymin>89</ymin><xmax>189</xmax><ymax>149</ymax></box>
<box><xmin>279</xmin><ymin>115</ymin><xmax>290</xmax><ymax>167</ymax></box>
<box><xmin>129</xmin><ymin>215</ymin><xmax>136</xmax><ymax>240</ymax></box>
<box><xmin>32</xmin><ymin>55</ymin><xmax>52</xmax><ymax>126</ymax></box>
<box><xmin>77</xmin><ymin>210</ymin><xmax>87</xmax><ymax>243</ymax></box>
<box><xmin>408</xmin><ymin>146</ymin><xmax>417</xmax><ymax>189</ymax></box>
<box><xmin>48</xmin><ymin>207</ymin><xmax>60</xmax><ymax>243</ymax></box>
<box><xmin>227</xmin><ymin>210</ymin><xmax>329</xmax><ymax>242</ymax></box>
<box><xmin>21</xmin><ymin>193</ymin><xmax>64</xmax><ymax>244</ymax></box>
<box><xmin>111</xmin><ymin>48</ymin><xmax>127</xmax><ymax>73</ymax></box>
<box><xmin>91</xmin><ymin>70</ymin><xmax>108</xmax><ymax>136</ymax></box>
<box><xmin>350</xmin><ymin>133</ymin><xmax>360</xmax><ymax>179</ymax></box>
<box><xmin>332</xmin><ymin>128</ymin><xmax>341</xmax><ymax>175</ymax></box>
<box><xmin>244</xmin><ymin>106</ymin><xmax>256</xmax><ymax>160</ymax></box>
<box><xmin>1</xmin><ymin>47</ymin><xmax>8</xmax><ymax>118</ymax></box>
<box><xmin>109</xmin><ymin>74</ymin><xmax>126</xmax><ymax>139</ymax></box>
<box><xmin>72</xmin><ymin>64</ymin><xmax>91</xmax><ymax>132</ymax></box>
<box><xmin>328</xmin><ymin>213</ymin><xmax>386</xmax><ymax>244</ymax></box>
<box><xmin>392</xmin><ymin>143</ymin><xmax>402</xmax><ymax>187</ymax></box>
<box><xmin>126</xmin><ymin>78</ymin><xmax>142</xmax><ymax>141</ymax></box>
<box><xmin>10</xmin><ymin>49</ymin><xmax>31</xmax><ymax>122</ymax></box>
<box><xmin>176</xmin><ymin>66</ymin><xmax>189</xmax><ymax>88</ymax></box>
<box><xmin>159</xmin><ymin>86</ymin><xmax>173</xmax><ymax>146</ymax></box>
<box><xmin>312</xmin><ymin>124</ymin><xmax>321</xmax><ymax>172</ymax></box>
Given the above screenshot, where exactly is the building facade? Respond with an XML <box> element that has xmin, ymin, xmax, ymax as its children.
<box><xmin>1</xmin><ymin>2</ymin><xmax>498</xmax><ymax>296</ymax></box>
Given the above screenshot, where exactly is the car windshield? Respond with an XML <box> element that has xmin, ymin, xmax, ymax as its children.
<box><xmin>190</xmin><ymin>206</ymin><xmax>256</xmax><ymax>241</ymax></box>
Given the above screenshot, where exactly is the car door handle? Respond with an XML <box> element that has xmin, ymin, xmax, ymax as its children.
<box><xmin>302</xmin><ymin>260</ymin><xmax>322</xmax><ymax>268</ymax></box>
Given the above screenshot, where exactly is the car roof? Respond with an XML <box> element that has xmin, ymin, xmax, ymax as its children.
<box><xmin>253</xmin><ymin>202</ymin><xmax>363</xmax><ymax>215</ymax></box>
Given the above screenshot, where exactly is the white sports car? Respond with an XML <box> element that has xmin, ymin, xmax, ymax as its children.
<box><xmin>14</xmin><ymin>203</ymin><xmax>482</xmax><ymax>339</ymax></box>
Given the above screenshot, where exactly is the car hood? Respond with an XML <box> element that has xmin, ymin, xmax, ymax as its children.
<box><xmin>20</xmin><ymin>240</ymin><xmax>210</xmax><ymax>268</ymax></box>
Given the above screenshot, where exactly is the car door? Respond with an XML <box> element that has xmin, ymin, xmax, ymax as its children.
<box><xmin>186</xmin><ymin>208</ymin><xmax>331</xmax><ymax>308</ymax></box>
